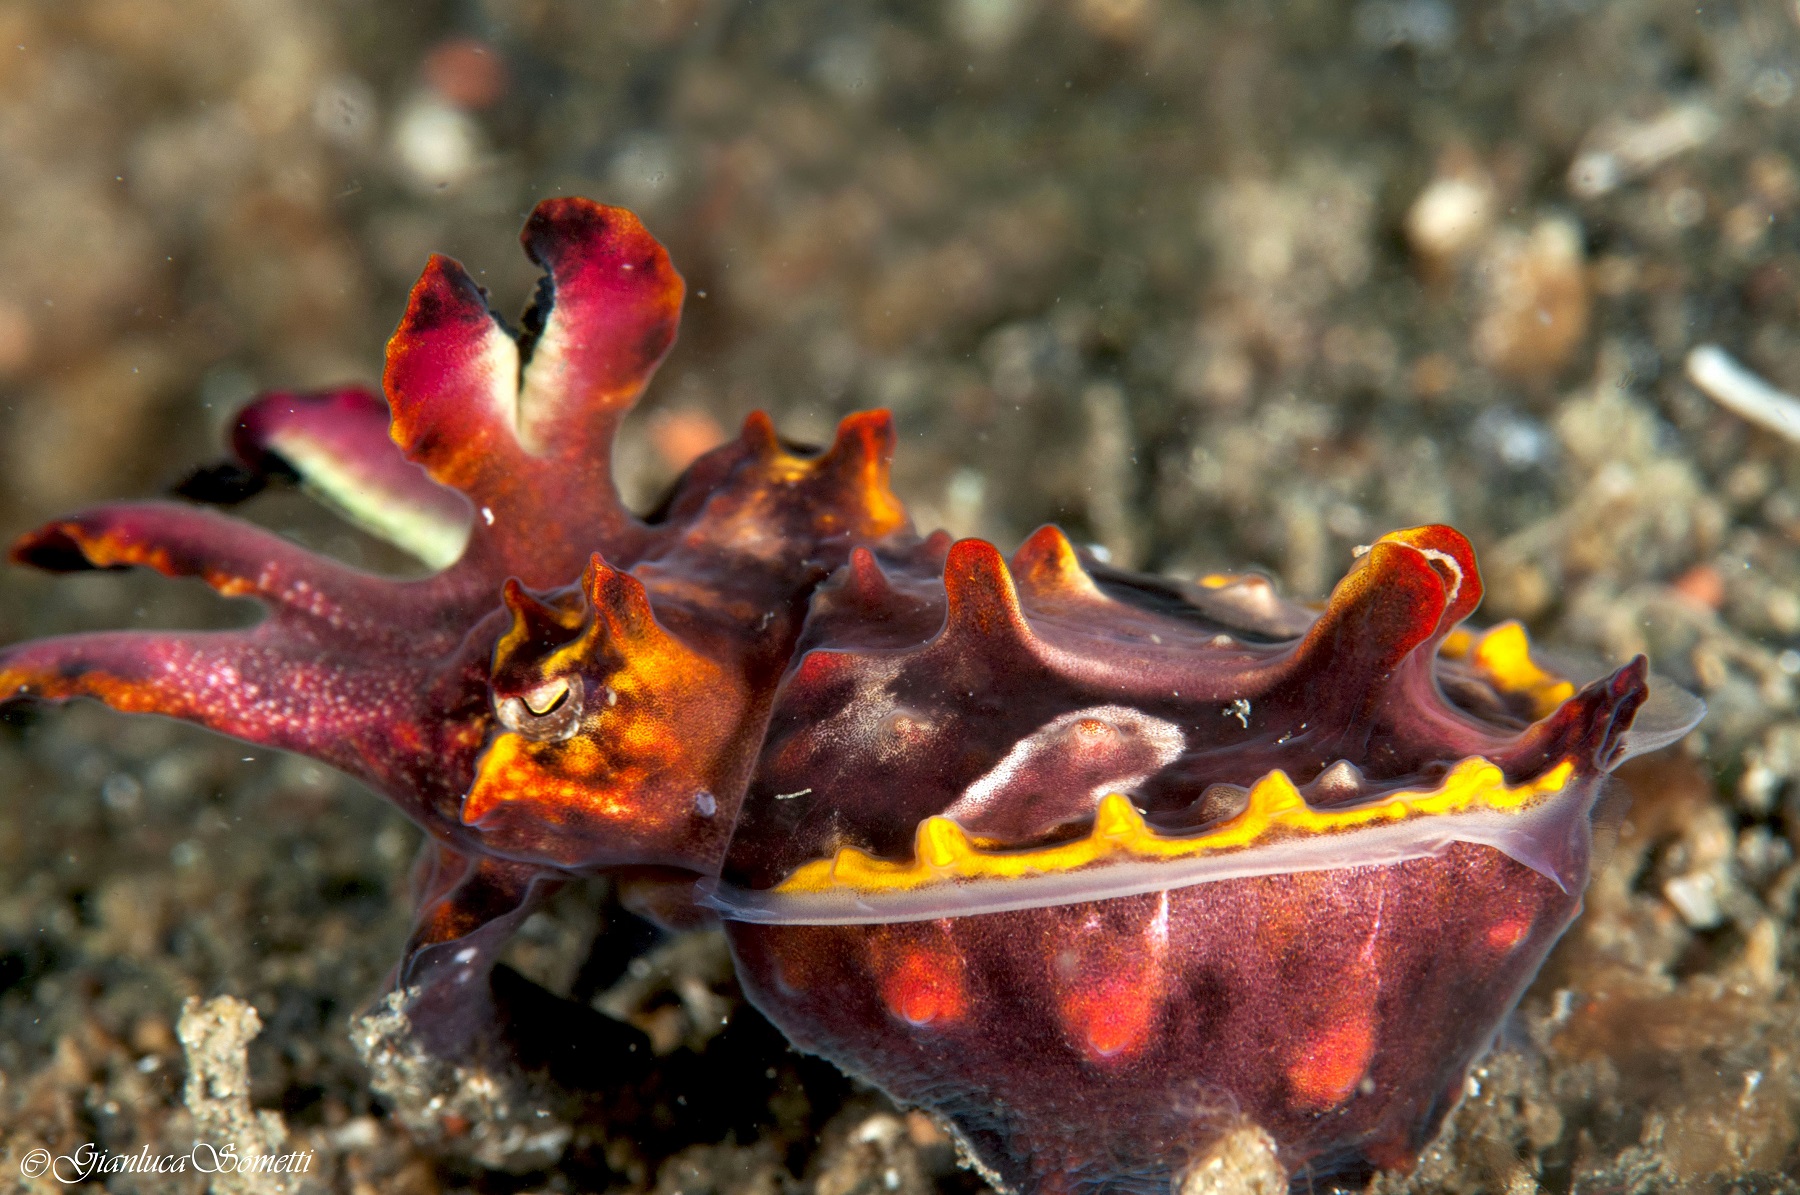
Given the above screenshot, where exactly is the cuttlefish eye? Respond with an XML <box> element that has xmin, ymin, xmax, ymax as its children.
<box><xmin>494</xmin><ymin>675</ymin><xmax>584</xmax><ymax>741</ymax></box>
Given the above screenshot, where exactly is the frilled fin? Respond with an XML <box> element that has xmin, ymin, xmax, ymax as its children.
<box><xmin>730</xmin><ymin>523</ymin><xmax>1664</xmax><ymax>891</ymax></box>
<box><xmin>384</xmin><ymin>198</ymin><xmax>684</xmax><ymax>585</ymax></box>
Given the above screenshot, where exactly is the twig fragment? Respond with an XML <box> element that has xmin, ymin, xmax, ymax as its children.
<box><xmin>1686</xmin><ymin>344</ymin><xmax>1800</xmax><ymax>444</ymax></box>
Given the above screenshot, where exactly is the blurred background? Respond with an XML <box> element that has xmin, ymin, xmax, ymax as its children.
<box><xmin>2</xmin><ymin>0</ymin><xmax>1800</xmax><ymax>1191</ymax></box>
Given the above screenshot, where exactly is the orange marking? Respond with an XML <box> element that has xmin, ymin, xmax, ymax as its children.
<box><xmin>942</xmin><ymin>539</ymin><xmax>1032</xmax><ymax>640</ymax></box>
<box><xmin>872</xmin><ymin>932</ymin><xmax>968</xmax><ymax>1027</ymax></box>
<box><xmin>1052</xmin><ymin>898</ymin><xmax>1169</xmax><ymax>1063</ymax></box>
<box><xmin>1288</xmin><ymin>1009</ymin><xmax>1376</xmax><ymax>1109</ymax></box>
<box><xmin>1058</xmin><ymin>967</ymin><xmax>1163</xmax><ymax>1061</ymax></box>
<box><xmin>1486</xmin><ymin>914</ymin><xmax>1532</xmax><ymax>951</ymax></box>
<box><xmin>1372</xmin><ymin>525</ymin><xmax>1480</xmax><ymax>627</ymax></box>
<box><xmin>1012</xmin><ymin>525</ymin><xmax>1103</xmax><ymax>601</ymax></box>
<box><xmin>822</xmin><ymin>410</ymin><xmax>907</xmax><ymax>537</ymax></box>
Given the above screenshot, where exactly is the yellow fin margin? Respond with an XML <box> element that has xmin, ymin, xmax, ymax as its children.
<box><xmin>778</xmin><ymin>757</ymin><xmax>1577</xmax><ymax>898</ymax></box>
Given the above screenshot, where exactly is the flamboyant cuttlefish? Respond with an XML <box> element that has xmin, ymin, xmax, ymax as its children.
<box><xmin>0</xmin><ymin>199</ymin><xmax>1701</xmax><ymax>1193</ymax></box>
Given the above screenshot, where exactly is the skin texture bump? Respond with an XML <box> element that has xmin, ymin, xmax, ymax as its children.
<box><xmin>0</xmin><ymin>200</ymin><xmax>1697</xmax><ymax>1193</ymax></box>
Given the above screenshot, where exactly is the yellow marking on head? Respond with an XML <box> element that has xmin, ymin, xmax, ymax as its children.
<box><xmin>772</xmin><ymin>757</ymin><xmax>1578</xmax><ymax>897</ymax></box>
<box><xmin>495</xmin><ymin>582</ymin><xmax>587</xmax><ymax>670</ymax></box>
<box><xmin>1471</xmin><ymin>622</ymin><xmax>1576</xmax><ymax>717</ymax></box>
<box><xmin>466</xmin><ymin>731</ymin><xmax>638</xmax><ymax>824</ymax></box>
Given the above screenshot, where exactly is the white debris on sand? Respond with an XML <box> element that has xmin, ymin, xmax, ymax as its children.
<box><xmin>178</xmin><ymin>996</ymin><xmax>308</xmax><ymax>1195</ymax></box>
<box><xmin>1176</xmin><ymin>1123</ymin><xmax>1289</xmax><ymax>1195</ymax></box>
<box><xmin>1686</xmin><ymin>344</ymin><xmax>1800</xmax><ymax>444</ymax></box>
<box><xmin>1568</xmin><ymin>102</ymin><xmax>1720</xmax><ymax>198</ymax></box>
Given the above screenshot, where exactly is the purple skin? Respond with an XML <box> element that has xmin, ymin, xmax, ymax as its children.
<box><xmin>731</xmin><ymin>844</ymin><xmax>1577</xmax><ymax>1193</ymax></box>
<box><xmin>0</xmin><ymin>199</ymin><xmax>1690</xmax><ymax>1190</ymax></box>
